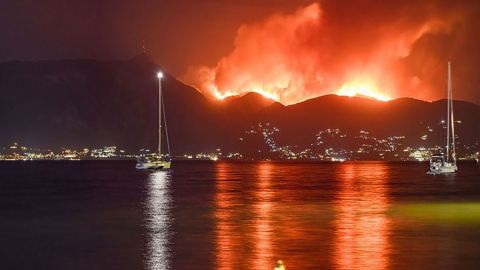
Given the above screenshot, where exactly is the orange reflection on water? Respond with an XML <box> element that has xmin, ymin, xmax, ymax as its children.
<box><xmin>334</xmin><ymin>162</ymin><xmax>391</xmax><ymax>270</ymax></box>
<box><xmin>253</xmin><ymin>162</ymin><xmax>274</xmax><ymax>269</ymax></box>
<box><xmin>215</xmin><ymin>162</ymin><xmax>391</xmax><ymax>268</ymax></box>
<box><xmin>215</xmin><ymin>162</ymin><xmax>276</xmax><ymax>269</ymax></box>
<box><xmin>215</xmin><ymin>162</ymin><xmax>239</xmax><ymax>270</ymax></box>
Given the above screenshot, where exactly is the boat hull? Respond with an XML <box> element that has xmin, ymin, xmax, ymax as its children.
<box><xmin>426</xmin><ymin>163</ymin><xmax>457</xmax><ymax>175</ymax></box>
<box><xmin>136</xmin><ymin>160</ymin><xmax>172</xmax><ymax>170</ymax></box>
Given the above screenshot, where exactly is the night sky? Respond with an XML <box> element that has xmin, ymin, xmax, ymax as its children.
<box><xmin>0</xmin><ymin>0</ymin><xmax>309</xmax><ymax>73</ymax></box>
<box><xmin>1</xmin><ymin>0</ymin><xmax>480</xmax><ymax>104</ymax></box>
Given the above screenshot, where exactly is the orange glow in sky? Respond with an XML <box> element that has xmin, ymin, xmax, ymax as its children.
<box><xmin>183</xmin><ymin>2</ymin><xmax>462</xmax><ymax>105</ymax></box>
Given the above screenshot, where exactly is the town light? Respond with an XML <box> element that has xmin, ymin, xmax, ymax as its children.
<box><xmin>157</xmin><ymin>72</ymin><xmax>164</xmax><ymax>79</ymax></box>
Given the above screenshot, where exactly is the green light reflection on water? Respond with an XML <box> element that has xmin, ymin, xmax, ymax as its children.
<box><xmin>390</xmin><ymin>202</ymin><xmax>480</xmax><ymax>225</ymax></box>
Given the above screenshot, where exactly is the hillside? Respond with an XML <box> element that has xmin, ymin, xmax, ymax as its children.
<box><xmin>1</xmin><ymin>55</ymin><xmax>479</xmax><ymax>159</ymax></box>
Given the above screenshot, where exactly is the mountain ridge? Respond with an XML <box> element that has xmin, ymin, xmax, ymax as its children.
<box><xmin>1</xmin><ymin>56</ymin><xmax>479</xmax><ymax>158</ymax></box>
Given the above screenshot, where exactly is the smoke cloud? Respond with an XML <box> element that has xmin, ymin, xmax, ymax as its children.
<box><xmin>183</xmin><ymin>1</ymin><xmax>480</xmax><ymax>105</ymax></box>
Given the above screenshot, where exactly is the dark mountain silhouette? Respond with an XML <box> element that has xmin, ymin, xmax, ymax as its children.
<box><xmin>221</xmin><ymin>92</ymin><xmax>277</xmax><ymax>114</ymax></box>
<box><xmin>0</xmin><ymin>55</ymin><xmax>227</xmax><ymax>153</ymax></box>
<box><xmin>1</xmin><ymin>55</ymin><xmax>479</xmax><ymax>157</ymax></box>
<box><xmin>261</xmin><ymin>95</ymin><xmax>479</xmax><ymax>149</ymax></box>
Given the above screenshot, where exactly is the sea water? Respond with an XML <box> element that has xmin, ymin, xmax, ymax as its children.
<box><xmin>1</xmin><ymin>161</ymin><xmax>480</xmax><ymax>269</ymax></box>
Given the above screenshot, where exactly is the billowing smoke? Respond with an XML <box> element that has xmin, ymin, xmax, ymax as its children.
<box><xmin>183</xmin><ymin>1</ymin><xmax>480</xmax><ymax>105</ymax></box>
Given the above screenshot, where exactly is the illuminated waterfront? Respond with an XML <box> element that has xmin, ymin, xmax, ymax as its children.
<box><xmin>1</xmin><ymin>135</ymin><xmax>478</xmax><ymax>162</ymax></box>
<box><xmin>1</xmin><ymin>161</ymin><xmax>480</xmax><ymax>269</ymax></box>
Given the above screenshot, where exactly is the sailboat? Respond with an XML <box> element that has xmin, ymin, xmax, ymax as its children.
<box><xmin>427</xmin><ymin>61</ymin><xmax>458</xmax><ymax>175</ymax></box>
<box><xmin>136</xmin><ymin>72</ymin><xmax>172</xmax><ymax>170</ymax></box>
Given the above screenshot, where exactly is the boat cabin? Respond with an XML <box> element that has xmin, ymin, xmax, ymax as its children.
<box><xmin>429</xmin><ymin>154</ymin><xmax>445</xmax><ymax>170</ymax></box>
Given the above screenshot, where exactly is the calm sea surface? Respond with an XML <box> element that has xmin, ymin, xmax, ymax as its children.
<box><xmin>1</xmin><ymin>161</ymin><xmax>480</xmax><ymax>269</ymax></box>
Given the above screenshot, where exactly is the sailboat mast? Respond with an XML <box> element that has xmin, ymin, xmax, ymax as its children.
<box><xmin>450</xmin><ymin>62</ymin><xmax>457</xmax><ymax>164</ymax></box>
<box><xmin>157</xmin><ymin>72</ymin><xmax>163</xmax><ymax>155</ymax></box>
<box><xmin>446</xmin><ymin>61</ymin><xmax>451</xmax><ymax>162</ymax></box>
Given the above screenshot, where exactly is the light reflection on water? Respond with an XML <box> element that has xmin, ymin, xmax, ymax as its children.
<box><xmin>145</xmin><ymin>171</ymin><xmax>172</xmax><ymax>270</ymax></box>
<box><xmin>215</xmin><ymin>162</ymin><xmax>241</xmax><ymax>270</ymax></box>
<box><xmin>215</xmin><ymin>161</ymin><xmax>393</xmax><ymax>269</ymax></box>
<box><xmin>334</xmin><ymin>162</ymin><xmax>390</xmax><ymax>270</ymax></box>
<box><xmin>3</xmin><ymin>161</ymin><xmax>480</xmax><ymax>269</ymax></box>
<box><xmin>144</xmin><ymin>161</ymin><xmax>480</xmax><ymax>269</ymax></box>
<box><xmin>215</xmin><ymin>162</ymin><xmax>277</xmax><ymax>269</ymax></box>
<box><xmin>253</xmin><ymin>162</ymin><xmax>274</xmax><ymax>269</ymax></box>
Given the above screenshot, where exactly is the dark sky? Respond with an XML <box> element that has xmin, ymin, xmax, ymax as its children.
<box><xmin>1</xmin><ymin>0</ymin><xmax>479</xmax><ymax>104</ymax></box>
<box><xmin>0</xmin><ymin>0</ymin><xmax>310</xmax><ymax>75</ymax></box>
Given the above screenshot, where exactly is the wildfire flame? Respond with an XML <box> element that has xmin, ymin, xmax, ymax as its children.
<box><xmin>213</xmin><ymin>88</ymin><xmax>279</xmax><ymax>101</ymax></box>
<box><xmin>183</xmin><ymin>2</ymin><xmax>460</xmax><ymax>105</ymax></box>
<box><xmin>337</xmin><ymin>79</ymin><xmax>391</xmax><ymax>102</ymax></box>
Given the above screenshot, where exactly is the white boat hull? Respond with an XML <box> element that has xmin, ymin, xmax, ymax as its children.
<box><xmin>426</xmin><ymin>163</ymin><xmax>457</xmax><ymax>175</ymax></box>
<box><xmin>136</xmin><ymin>160</ymin><xmax>172</xmax><ymax>170</ymax></box>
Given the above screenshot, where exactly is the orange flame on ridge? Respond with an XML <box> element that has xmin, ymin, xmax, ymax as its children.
<box><xmin>336</xmin><ymin>79</ymin><xmax>391</xmax><ymax>102</ymax></box>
